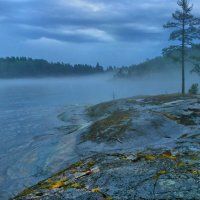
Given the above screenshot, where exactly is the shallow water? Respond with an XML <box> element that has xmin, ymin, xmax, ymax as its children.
<box><xmin>0</xmin><ymin>73</ymin><xmax>199</xmax><ymax>199</ymax></box>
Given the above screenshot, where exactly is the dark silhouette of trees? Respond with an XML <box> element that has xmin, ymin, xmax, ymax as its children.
<box><xmin>163</xmin><ymin>0</ymin><xmax>200</xmax><ymax>94</ymax></box>
<box><xmin>191</xmin><ymin>63</ymin><xmax>200</xmax><ymax>75</ymax></box>
<box><xmin>95</xmin><ymin>62</ymin><xmax>104</xmax><ymax>72</ymax></box>
<box><xmin>0</xmin><ymin>57</ymin><xmax>107</xmax><ymax>78</ymax></box>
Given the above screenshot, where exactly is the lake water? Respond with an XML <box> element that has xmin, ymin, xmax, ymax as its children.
<box><xmin>0</xmin><ymin>73</ymin><xmax>199</xmax><ymax>199</ymax></box>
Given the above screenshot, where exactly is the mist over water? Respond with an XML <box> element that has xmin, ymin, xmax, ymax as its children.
<box><xmin>0</xmin><ymin>72</ymin><xmax>199</xmax><ymax>199</ymax></box>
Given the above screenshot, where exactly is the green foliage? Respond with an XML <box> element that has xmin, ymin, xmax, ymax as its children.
<box><xmin>191</xmin><ymin>63</ymin><xmax>200</xmax><ymax>75</ymax></box>
<box><xmin>116</xmin><ymin>45</ymin><xmax>200</xmax><ymax>79</ymax></box>
<box><xmin>163</xmin><ymin>0</ymin><xmax>200</xmax><ymax>94</ymax></box>
<box><xmin>81</xmin><ymin>110</ymin><xmax>132</xmax><ymax>143</ymax></box>
<box><xmin>188</xmin><ymin>83</ymin><xmax>199</xmax><ymax>95</ymax></box>
<box><xmin>163</xmin><ymin>0</ymin><xmax>199</xmax><ymax>52</ymax></box>
<box><xmin>163</xmin><ymin>0</ymin><xmax>199</xmax><ymax>47</ymax></box>
<box><xmin>0</xmin><ymin>57</ymin><xmax>107</xmax><ymax>78</ymax></box>
<box><xmin>116</xmin><ymin>55</ymin><xmax>181</xmax><ymax>78</ymax></box>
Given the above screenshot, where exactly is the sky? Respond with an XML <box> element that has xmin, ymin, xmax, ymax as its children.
<box><xmin>0</xmin><ymin>0</ymin><xmax>200</xmax><ymax>66</ymax></box>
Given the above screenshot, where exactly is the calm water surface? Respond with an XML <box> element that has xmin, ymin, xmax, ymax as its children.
<box><xmin>0</xmin><ymin>74</ymin><xmax>198</xmax><ymax>199</ymax></box>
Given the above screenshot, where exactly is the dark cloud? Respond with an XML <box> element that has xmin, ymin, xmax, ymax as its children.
<box><xmin>0</xmin><ymin>0</ymin><xmax>199</xmax><ymax>65</ymax></box>
<box><xmin>0</xmin><ymin>0</ymin><xmax>171</xmax><ymax>42</ymax></box>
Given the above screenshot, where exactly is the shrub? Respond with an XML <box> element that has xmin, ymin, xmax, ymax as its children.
<box><xmin>188</xmin><ymin>83</ymin><xmax>199</xmax><ymax>95</ymax></box>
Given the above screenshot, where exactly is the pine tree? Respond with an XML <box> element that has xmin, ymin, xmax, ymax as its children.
<box><xmin>163</xmin><ymin>0</ymin><xmax>200</xmax><ymax>94</ymax></box>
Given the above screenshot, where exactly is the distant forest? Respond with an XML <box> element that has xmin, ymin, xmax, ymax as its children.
<box><xmin>0</xmin><ymin>57</ymin><xmax>115</xmax><ymax>78</ymax></box>
<box><xmin>116</xmin><ymin>45</ymin><xmax>200</xmax><ymax>78</ymax></box>
<box><xmin>1</xmin><ymin>45</ymin><xmax>200</xmax><ymax>79</ymax></box>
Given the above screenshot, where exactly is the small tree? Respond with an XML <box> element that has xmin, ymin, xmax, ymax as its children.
<box><xmin>95</xmin><ymin>62</ymin><xmax>103</xmax><ymax>72</ymax></box>
<box><xmin>188</xmin><ymin>83</ymin><xmax>199</xmax><ymax>94</ymax></box>
<box><xmin>191</xmin><ymin>63</ymin><xmax>200</xmax><ymax>75</ymax></box>
<box><xmin>163</xmin><ymin>0</ymin><xmax>200</xmax><ymax>94</ymax></box>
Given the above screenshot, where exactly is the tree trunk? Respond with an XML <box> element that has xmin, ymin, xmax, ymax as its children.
<box><xmin>181</xmin><ymin>44</ymin><xmax>185</xmax><ymax>95</ymax></box>
<box><xmin>181</xmin><ymin>19</ymin><xmax>185</xmax><ymax>95</ymax></box>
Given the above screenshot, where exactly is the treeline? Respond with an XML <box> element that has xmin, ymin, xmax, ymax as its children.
<box><xmin>115</xmin><ymin>56</ymin><xmax>175</xmax><ymax>78</ymax></box>
<box><xmin>116</xmin><ymin>45</ymin><xmax>200</xmax><ymax>78</ymax></box>
<box><xmin>0</xmin><ymin>57</ymin><xmax>115</xmax><ymax>78</ymax></box>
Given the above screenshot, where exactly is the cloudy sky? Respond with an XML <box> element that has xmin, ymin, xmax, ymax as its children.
<box><xmin>0</xmin><ymin>0</ymin><xmax>199</xmax><ymax>66</ymax></box>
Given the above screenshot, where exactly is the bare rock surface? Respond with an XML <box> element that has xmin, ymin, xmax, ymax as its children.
<box><xmin>12</xmin><ymin>94</ymin><xmax>200</xmax><ymax>200</ymax></box>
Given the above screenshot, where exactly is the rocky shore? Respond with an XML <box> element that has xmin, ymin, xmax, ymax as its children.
<box><xmin>12</xmin><ymin>94</ymin><xmax>200</xmax><ymax>200</ymax></box>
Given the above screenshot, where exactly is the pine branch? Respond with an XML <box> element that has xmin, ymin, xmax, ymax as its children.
<box><xmin>162</xmin><ymin>45</ymin><xmax>181</xmax><ymax>56</ymax></box>
<box><xmin>191</xmin><ymin>63</ymin><xmax>200</xmax><ymax>75</ymax></box>
<box><xmin>164</xmin><ymin>21</ymin><xmax>181</xmax><ymax>28</ymax></box>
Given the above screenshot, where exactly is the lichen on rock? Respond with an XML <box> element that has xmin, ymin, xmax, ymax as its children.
<box><xmin>12</xmin><ymin>94</ymin><xmax>200</xmax><ymax>200</ymax></box>
<box><xmin>81</xmin><ymin>110</ymin><xmax>133</xmax><ymax>144</ymax></box>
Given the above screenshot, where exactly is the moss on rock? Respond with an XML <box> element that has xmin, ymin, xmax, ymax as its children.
<box><xmin>81</xmin><ymin>110</ymin><xmax>132</xmax><ymax>143</ymax></box>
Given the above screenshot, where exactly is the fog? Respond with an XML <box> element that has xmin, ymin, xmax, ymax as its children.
<box><xmin>0</xmin><ymin>72</ymin><xmax>199</xmax><ymax>199</ymax></box>
<box><xmin>0</xmin><ymin>72</ymin><xmax>199</xmax><ymax>105</ymax></box>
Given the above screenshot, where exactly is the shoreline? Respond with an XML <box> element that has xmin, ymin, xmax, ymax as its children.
<box><xmin>12</xmin><ymin>94</ymin><xmax>200</xmax><ymax>199</ymax></box>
